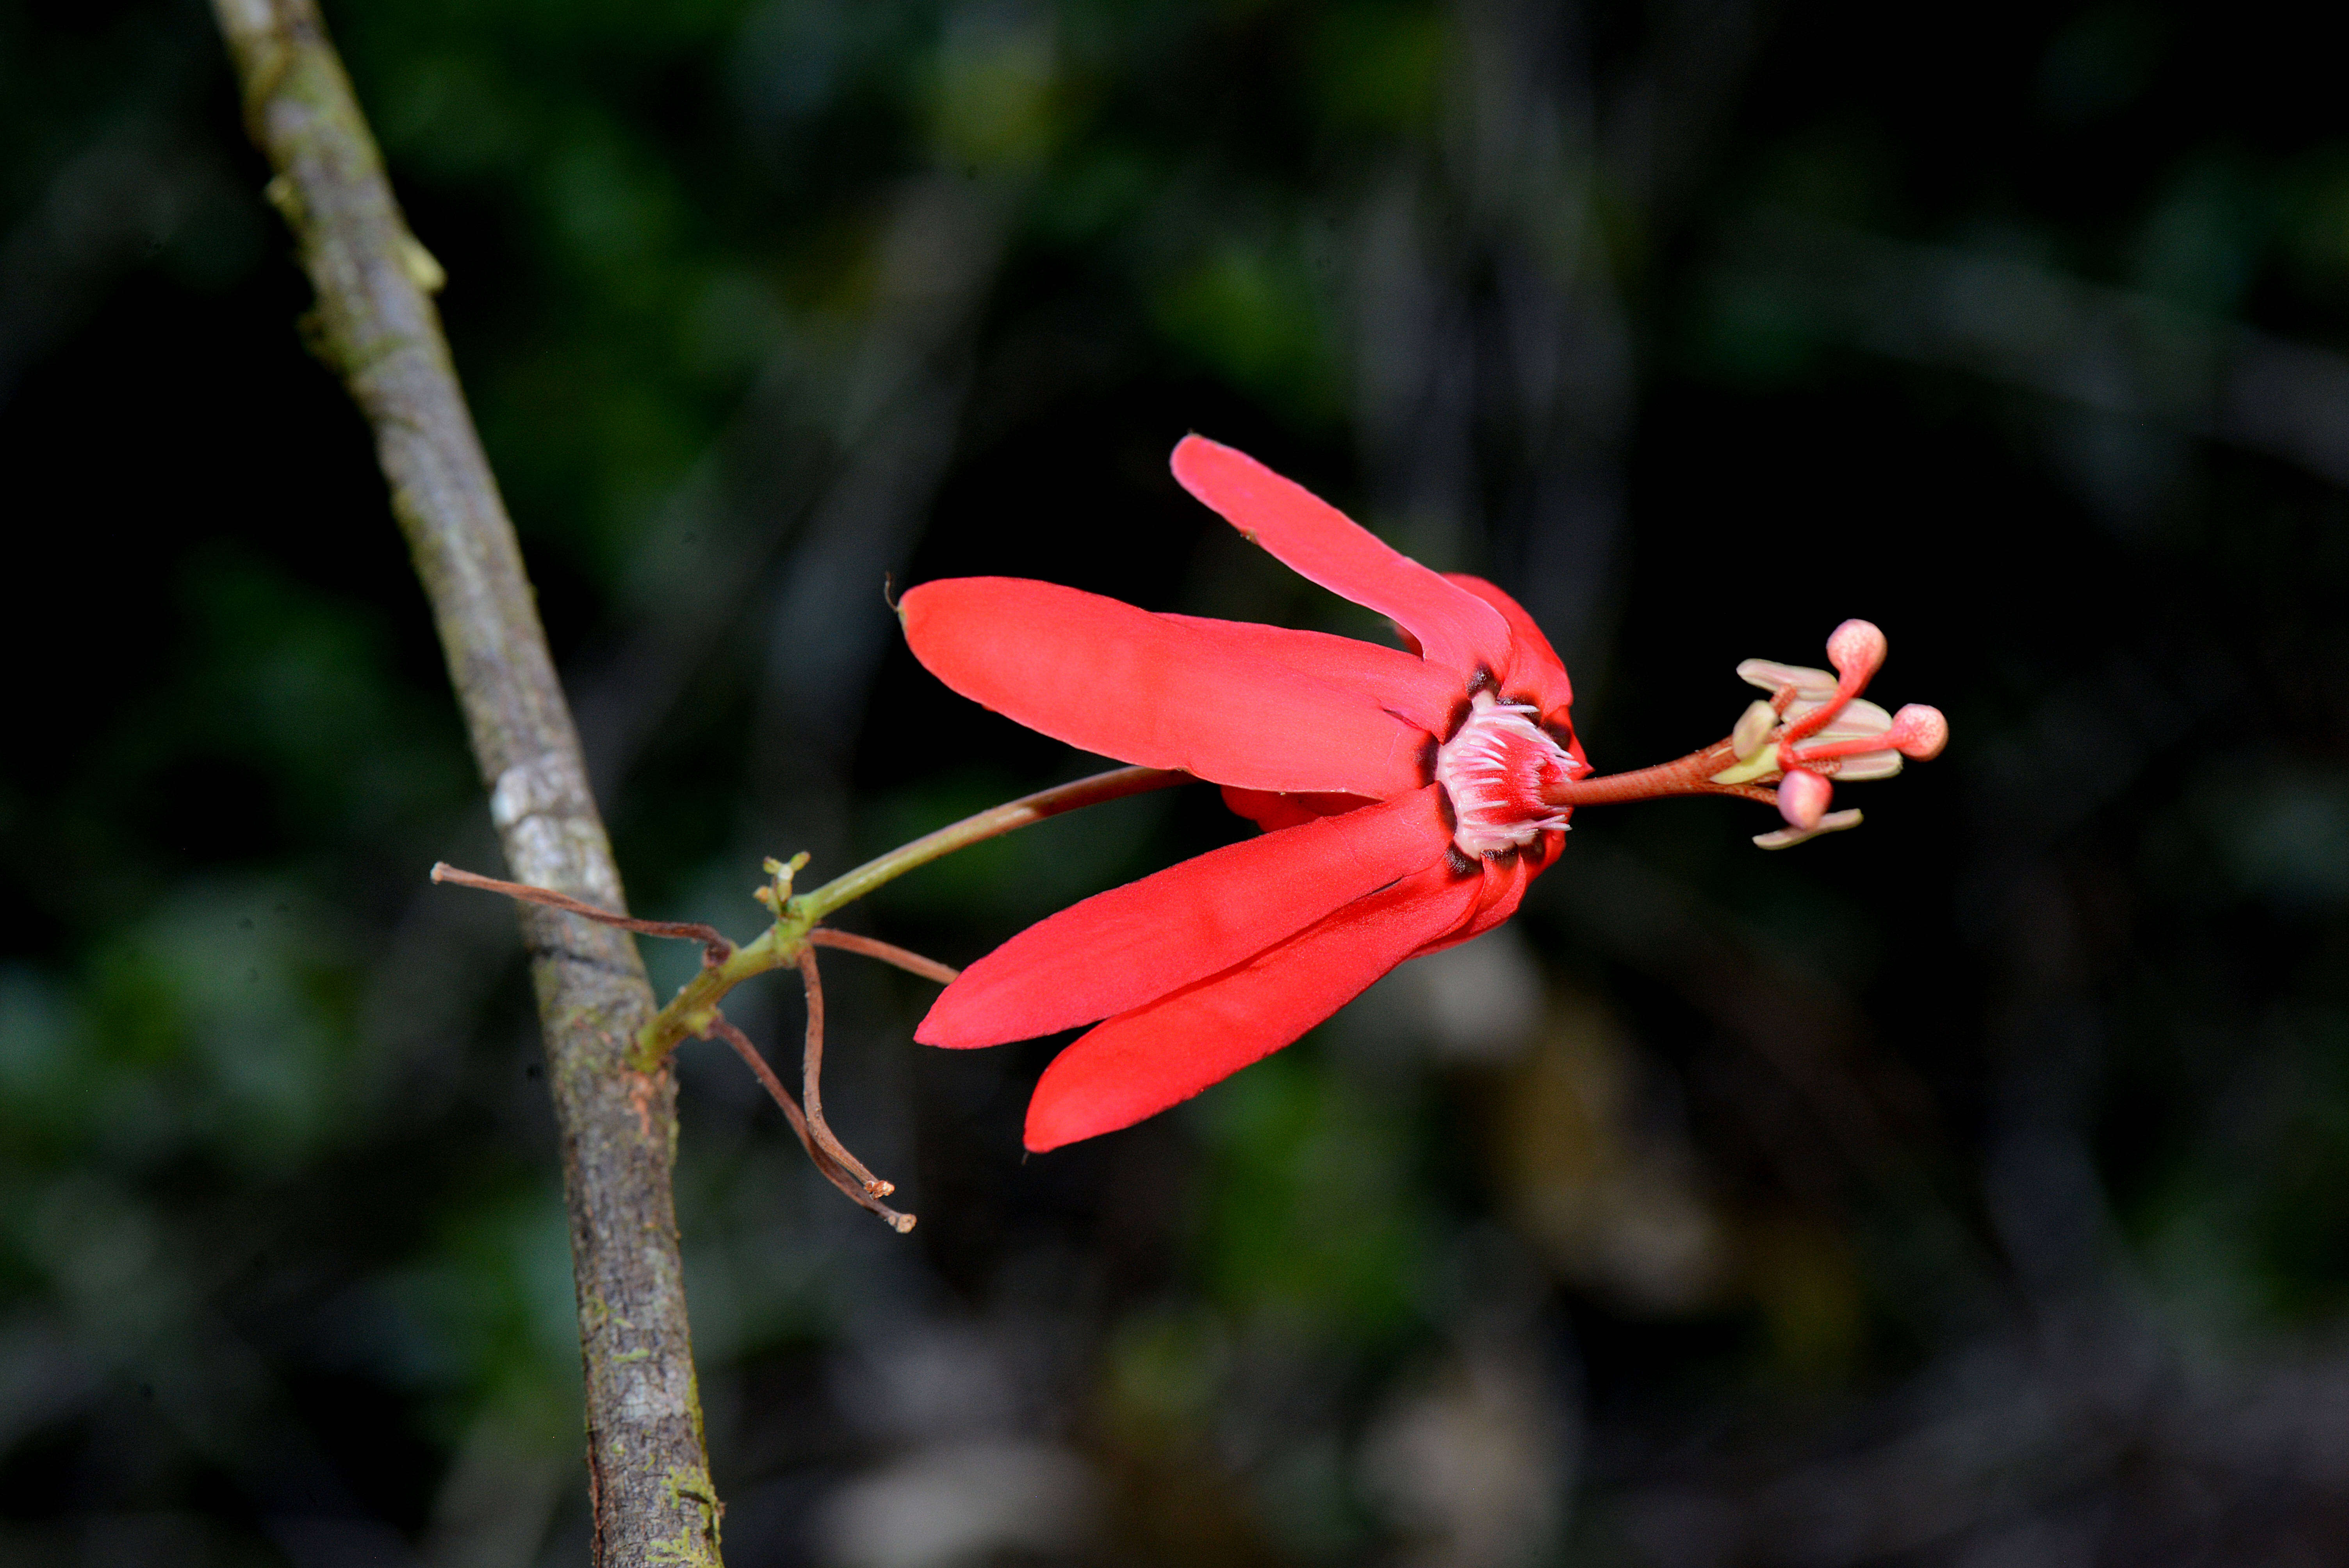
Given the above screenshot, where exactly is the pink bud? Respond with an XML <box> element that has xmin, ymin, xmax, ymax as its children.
<box><xmin>1777</xmin><ymin>767</ymin><xmax>1832</xmax><ymax>830</ymax></box>
<box><xmin>1889</xmin><ymin>704</ymin><xmax>1948</xmax><ymax>759</ymax></box>
<box><xmin>1825</xmin><ymin>619</ymin><xmax>1886</xmax><ymax>683</ymax></box>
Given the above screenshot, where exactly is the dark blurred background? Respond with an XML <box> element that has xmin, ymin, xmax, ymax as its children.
<box><xmin>8</xmin><ymin>0</ymin><xmax>2349</xmax><ymax>1563</ymax></box>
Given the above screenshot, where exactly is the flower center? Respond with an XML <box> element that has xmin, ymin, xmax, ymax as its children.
<box><xmin>1435</xmin><ymin>693</ymin><xmax>1577</xmax><ymax>855</ymax></box>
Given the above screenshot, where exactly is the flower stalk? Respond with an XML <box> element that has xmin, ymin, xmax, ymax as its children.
<box><xmin>793</xmin><ymin>764</ymin><xmax>1194</xmax><ymax>924</ymax></box>
<box><xmin>625</xmin><ymin>764</ymin><xmax>1189</xmax><ymax>1070</ymax></box>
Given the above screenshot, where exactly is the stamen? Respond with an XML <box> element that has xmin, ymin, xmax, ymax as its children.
<box><xmin>1738</xmin><ymin>658</ymin><xmax>1837</xmax><ymax>698</ymax></box>
<box><xmin>1778</xmin><ymin>684</ymin><xmax>1856</xmax><ymax>746</ymax></box>
<box><xmin>1822</xmin><ymin>750</ymin><xmax>1903</xmax><ymax>781</ymax></box>
<box><xmin>1791</xmin><ymin>703</ymin><xmax>1944</xmax><ymax>766</ymax></box>
<box><xmin>1771</xmin><ymin>622</ymin><xmax>1887</xmax><ymax>747</ymax></box>
<box><xmin>1755</xmin><ymin>808</ymin><xmax>1863</xmax><ymax>850</ymax></box>
<box><xmin>1789</xmin><ymin>734</ymin><xmax>1896</xmax><ymax>764</ymax></box>
<box><xmin>1801</xmin><ymin>697</ymin><xmax>1893</xmax><ymax>740</ymax></box>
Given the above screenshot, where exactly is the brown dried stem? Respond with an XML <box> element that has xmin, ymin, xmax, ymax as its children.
<box><xmin>794</xmin><ymin>948</ymin><xmax>897</xmax><ymax>1204</ymax></box>
<box><xmin>433</xmin><ymin>862</ymin><xmax>734</xmax><ymax>967</ymax></box>
<box><xmin>702</xmin><ymin>1017</ymin><xmax>913</xmax><ymax>1233</ymax></box>
<box><xmin>432</xmin><ymin>861</ymin><xmax>925</xmax><ymax>1229</ymax></box>
<box><xmin>808</xmin><ymin>927</ymin><xmax>961</xmax><ymax>984</ymax></box>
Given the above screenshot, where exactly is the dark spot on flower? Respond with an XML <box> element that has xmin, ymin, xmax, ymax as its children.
<box><xmin>1543</xmin><ymin>716</ymin><xmax>1576</xmax><ymax>750</ymax></box>
<box><xmin>1502</xmin><ymin>691</ymin><xmax>1538</xmax><ymax>711</ymax></box>
<box><xmin>1445</xmin><ymin>846</ymin><xmax>1477</xmax><ymax>878</ymax></box>
<box><xmin>1434</xmin><ymin>783</ymin><xmax>1457</xmax><ymax>834</ymax></box>
<box><xmin>1441</xmin><ymin>698</ymin><xmax>1471</xmax><ymax>742</ymax></box>
<box><xmin>1417</xmin><ymin>734</ymin><xmax>1439</xmax><ymax>785</ymax></box>
<box><xmin>1485</xmin><ymin>845</ymin><xmax>1520</xmax><ymax>867</ymax></box>
<box><xmin>1466</xmin><ymin>665</ymin><xmax>1496</xmax><ymax>695</ymax></box>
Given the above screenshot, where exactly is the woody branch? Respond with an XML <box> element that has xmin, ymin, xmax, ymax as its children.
<box><xmin>207</xmin><ymin>2</ymin><xmax>722</xmax><ymax>1561</ymax></box>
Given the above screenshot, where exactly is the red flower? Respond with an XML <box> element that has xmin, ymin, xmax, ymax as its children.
<box><xmin>899</xmin><ymin>435</ymin><xmax>1588</xmax><ymax>1151</ymax></box>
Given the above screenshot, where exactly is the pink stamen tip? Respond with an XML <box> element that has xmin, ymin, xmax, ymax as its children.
<box><xmin>1890</xmin><ymin>704</ymin><xmax>1948</xmax><ymax>760</ymax></box>
<box><xmin>1825</xmin><ymin>619</ymin><xmax>1886</xmax><ymax>683</ymax></box>
<box><xmin>1777</xmin><ymin>767</ymin><xmax>1832</xmax><ymax>831</ymax></box>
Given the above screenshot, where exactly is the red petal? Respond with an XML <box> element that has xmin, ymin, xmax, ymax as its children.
<box><xmin>917</xmin><ymin>785</ymin><xmax>1451</xmax><ymax>1048</ymax></box>
<box><xmin>1410</xmin><ymin>835</ymin><xmax>1550</xmax><ymax>957</ymax></box>
<box><xmin>1021</xmin><ymin>859</ymin><xmax>1485</xmax><ymax>1150</ymax></box>
<box><xmin>1218</xmin><ymin>784</ymin><xmax>1376</xmax><ymax>833</ymax></box>
<box><xmin>1171</xmin><ymin>437</ymin><xmax>1514</xmax><ymax>682</ymax></box>
<box><xmin>1158</xmin><ymin>613</ymin><xmax>1462</xmax><ymax>734</ymax></box>
<box><xmin>1444</xmin><ymin>573</ymin><xmax>1575</xmax><ymax>729</ymax></box>
<box><xmin>902</xmin><ymin>577</ymin><xmax>1430</xmax><ymax>797</ymax></box>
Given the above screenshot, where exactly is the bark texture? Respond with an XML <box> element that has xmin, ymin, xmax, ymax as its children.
<box><xmin>207</xmin><ymin>3</ymin><xmax>722</xmax><ymax>1561</ymax></box>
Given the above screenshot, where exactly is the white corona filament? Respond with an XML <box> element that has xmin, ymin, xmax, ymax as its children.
<box><xmin>1435</xmin><ymin>693</ymin><xmax>1575</xmax><ymax>856</ymax></box>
